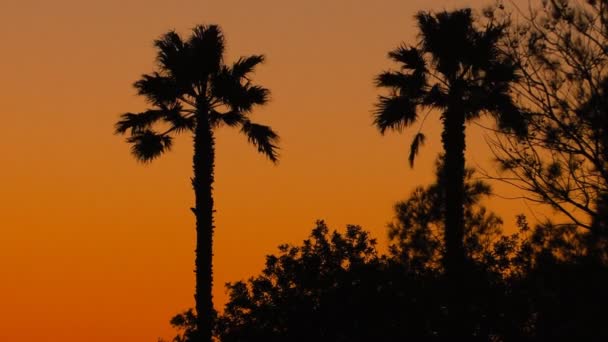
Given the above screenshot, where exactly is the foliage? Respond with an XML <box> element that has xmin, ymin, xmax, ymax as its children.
<box><xmin>115</xmin><ymin>25</ymin><xmax>279</xmax><ymax>162</ymax></box>
<box><xmin>388</xmin><ymin>159</ymin><xmax>504</xmax><ymax>272</ymax></box>
<box><xmin>166</xmin><ymin>216</ymin><xmax>608</xmax><ymax>341</ymax></box>
<box><xmin>374</xmin><ymin>8</ymin><xmax>526</xmax><ymax>167</ymax></box>
<box><xmin>158</xmin><ymin>309</ymin><xmax>198</xmax><ymax>342</ymax></box>
<box><xmin>489</xmin><ymin>0</ymin><xmax>608</xmax><ymax>230</ymax></box>
<box><xmin>215</xmin><ymin>221</ymin><xmax>444</xmax><ymax>341</ymax></box>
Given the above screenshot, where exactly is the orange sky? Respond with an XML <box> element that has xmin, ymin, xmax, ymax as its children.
<box><xmin>0</xmin><ymin>0</ymin><xmax>539</xmax><ymax>341</ymax></box>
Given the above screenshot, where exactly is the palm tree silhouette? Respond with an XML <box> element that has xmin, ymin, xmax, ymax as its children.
<box><xmin>115</xmin><ymin>25</ymin><xmax>279</xmax><ymax>342</ymax></box>
<box><xmin>374</xmin><ymin>8</ymin><xmax>525</xmax><ymax>336</ymax></box>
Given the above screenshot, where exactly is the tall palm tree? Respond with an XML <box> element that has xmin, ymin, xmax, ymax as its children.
<box><xmin>373</xmin><ymin>8</ymin><xmax>526</xmax><ymax>335</ymax></box>
<box><xmin>115</xmin><ymin>25</ymin><xmax>279</xmax><ymax>342</ymax></box>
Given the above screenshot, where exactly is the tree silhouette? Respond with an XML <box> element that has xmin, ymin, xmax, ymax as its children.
<box><xmin>212</xmin><ymin>219</ymin><xmax>526</xmax><ymax>340</ymax></box>
<box><xmin>373</xmin><ymin>8</ymin><xmax>526</xmax><ymax>335</ymax></box>
<box><xmin>115</xmin><ymin>25</ymin><xmax>279</xmax><ymax>342</ymax></box>
<box><xmin>215</xmin><ymin>221</ymin><xmax>443</xmax><ymax>341</ymax></box>
<box><xmin>486</xmin><ymin>0</ymin><xmax>608</xmax><ymax>232</ymax></box>
<box><xmin>389</xmin><ymin>159</ymin><xmax>504</xmax><ymax>273</ymax></box>
<box><xmin>163</xmin><ymin>194</ymin><xmax>608</xmax><ymax>341</ymax></box>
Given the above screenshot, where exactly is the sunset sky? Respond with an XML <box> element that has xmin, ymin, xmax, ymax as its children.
<box><xmin>0</xmin><ymin>0</ymin><xmax>539</xmax><ymax>341</ymax></box>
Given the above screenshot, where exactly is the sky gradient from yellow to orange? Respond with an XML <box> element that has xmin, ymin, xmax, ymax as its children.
<box><xmin>0</xmin><ymin>0</ymin><xmax>539</xmax><ymax>341</ymax></box>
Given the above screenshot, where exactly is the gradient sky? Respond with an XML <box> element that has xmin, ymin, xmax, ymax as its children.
<box><xmin>0</xmin><ymin>0</ymin><xmax>539</xmax><ymax>341</ymax></box>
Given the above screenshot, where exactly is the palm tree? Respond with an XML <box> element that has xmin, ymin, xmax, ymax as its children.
<box><xmin>115</xmin><ymin>25</ymin><xmax>279</xmax><ymax>342</ymax></box>
<box><xmin>373</xmin><ymin>8</ymin><xmax>526</xmax><ymax>336</ymax></box>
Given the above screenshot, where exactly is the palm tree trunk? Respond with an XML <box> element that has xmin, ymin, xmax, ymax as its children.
<box><xmin>441</xmin><ymin>106</ymin><xmax>467</xmax><ymax>337</ymax></box>
<box><xmin>192</xmin><ymin>110</ymin><xmax>216</xmax><ymax>342</ymax></box>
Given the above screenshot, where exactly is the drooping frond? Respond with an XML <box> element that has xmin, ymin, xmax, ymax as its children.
<box><xmin>232</xmin><ymin>55</ymin><xmax>265</xmax><ymax>79</ymax></box>
<box><xmin>134</xmin><ymin>72</ymin><xmax>180</xmax><ymax>106</ymax></box>
<box><xmin>240</xmin><ymin>120</ymin><xmax>280</xmax><ymax>163</ymax></box>
<box><xmin>126</xmin><ymin>130</ymin><xmax>173</xmax><ymax>162</ymax></box>
<box><xmin>409</xmin><ymin>132</ymin><xmax>426</xmax><ymax>167</ymax></box>
<box><xmin>115</xmin><ymin>110</ymin><xmax>165</xmax><ymax>135</ymax></box>
<box><xmin>374</xmin><ymin>96</ymin><xmax>418</xmax><ymax>134</ymax></box>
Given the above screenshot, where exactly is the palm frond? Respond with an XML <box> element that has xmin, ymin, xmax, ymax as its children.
<box><xmin>387</xmin><ymin>45</ymin><xmax>426</xmax><ymax>71</ymax></box>
<box><xmin>240</xmin><ymin>120</ymin><xmax>280</xmax><ymax>163</ymax></box>
<box><xmin>212</xmin><ymin>68</ymin><xmax>270</xmax><ymax>112</ymax></box>
<box><xmin>126</xmin><ymin>130</ymin><xmax>173</xmax><ymax>162</ymax></box>
<box><xmin>115</xmin><ymin>110</ymin><xmax>165</xmax><ymax>135</ymax></box>
<box><xmin>209</xmin><ymin>110</ymin><xmax>247</xmax><ymax>128</ymax></box>
<box><xmin>188</xmin><ymin>25</ymin><xmax>225</xmax><ymax>78</ymax></box>
<box><xmin>376</xmin><ymin>71</ymin><xmax>408</xmax><ymax>88</ymax></box>
<box><xmin>163</xmin><ymin>104</ymin><xmax>195</xmax><ymax>133</ymax></box>
<box><xmin>375</xmin><ymin>71</ymin><xmax>424</xmax><ymax>91</ymax></box>
<box><xmin>409</xmin><ymin>132</ymin><xmax>426</xmax><ymax>167</ymax></box>
<box><xmin>154</xmin><ymin>31</ymin><xmax>186</xmax><ymax>77</ymax></box>
<box><xmin>134</xmin><ymin>72</ymin><xmax>180</xmax><ymax>106</ymax></box>
<box><xmin>416</xmin><ymin>9</ymin><xmax>475</xmax><ymax>77</ymax></box>
<box><xmin>468</xmin><ymin>24</ymin><xmax>504</xmax><ymax>69</ymax></box>
<box><xmin>243</xmin><ymin>85</ymin><xmax>270</xmax><ymax>108</ymax></box>
<box><xmin>232</xmin><ymin>55</ymin><xmax>265</xmax><ymax>79</ymax></box>
<box><xmin>373</xmin><ymin>95</ymin><xmax>418</xmax><ymax>134</ymax></box>
<box><xmin>422</xmin><ymin>84</ymin><xmax>448</xmax><ymax>108</ymax></box>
